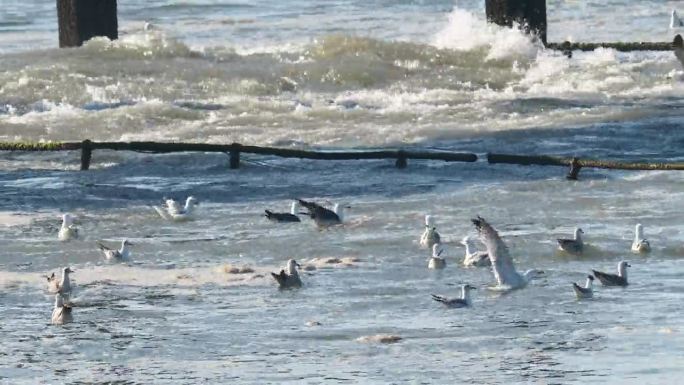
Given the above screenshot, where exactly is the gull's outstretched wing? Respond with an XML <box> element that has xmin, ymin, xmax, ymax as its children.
<box><xmin>472</xmin><ymin>216</ymin><xmax>523</xmax><ymax>288</ymax></box>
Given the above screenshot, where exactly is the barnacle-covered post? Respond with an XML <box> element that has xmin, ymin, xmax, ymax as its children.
<box><xmin>57</xmin><ymin>0</ymin><xmax>118</xmax><ymax>48</ymax></box>
<box><xmin>485</xmin><ymin>0</ymin><xmax>547</xmax><ymax>44</ymax></box>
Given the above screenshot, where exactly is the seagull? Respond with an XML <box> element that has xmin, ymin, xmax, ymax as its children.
<box><xmin>631</xmin><ymin>224</ymin><xmax>651</xmax><ymax>254</ymax></box>
<box><xmin>592</xmin><ymin>261</ymin><xmax>630</xmax><ymax>287</ymax></box>
<box><xmin>428</xmin><ymin>243</ymin><xmax>446</xmax><ymax>269</ymax></box>
<box><xmin>431</xmin><ymin>284</ymin><xmax>477</xmax><ymax>308</ymax></box>
<box><xmin>271</xmin><ymin>259</ymin><xmax>302</xmax><ymax>289</ymax></box>
<box><xmin>671</xmin><ymin>10</ymin><xmax>683</xmax><ymax>29</ymax></box>
<box><xmin>674</xmin><ymin>35</ymin><xmax>684</xmax><ymax>69</ymax></box>
<box><xmin>557</xmin><ymin>228</ymin><xmax>584</xmax><ymax>255</ymax></box>
<box><xmin>297</xmin><ymin>199</ymin><xmax>348</xmax><ymax>228</ymax></box>
<box><xmin>97</xmin><ymin>239</ymin><xmax>133</xmax><ymax>261</ymax></box>
<box><xmin>460</xmin><ymin>235</ymin><xmax>491</xmax><ymax>267</ymax></box>
<box><xmin>47</xmin><ymin>267</ymin><xmax>74</xmax><ymax>296</ymax></box>
<box><xmin>58</xmin><ymin>213</ymin><xmax>79</xmax><ymax>241</ymax></box>
<box><xmin>572</xmin><ymin>275</ymin><xmax>594</xmax><ymax>299</ymax></box>
<box><xmin>51</xmin><ymin>293</ymin><xmax>73</xmax><ymax>325</ymax></box>
<box><xmin>153</xmin><ymin>196</ymin><xmax>199</xmax><ymax>222</ymax></box>
<box><xmin>419</xmin><ymin>215</ymin><xmax>441</xmax><ymax>249</ymax></box>
<box><xmin>472</xmin><ymin>216</ymin><xmax>544</xmax><ymax>290</ymax></box>
<box><xmin>264</xmin><ymin>201</ymin><xmax>301</xmax><ymax>223</ymax></box>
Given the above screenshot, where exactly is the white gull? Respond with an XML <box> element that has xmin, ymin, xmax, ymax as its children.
<box><xmin>297</xmin><ymin>199</ymin><xmax>348</xmax><ymax>228</ymax></box>
<box><xmin>472</xmin><ymin>216</ymin><xmax>544</xmax><ymax>290</ymax></box>
<box><xmin>592</xmin><ymin>261</ymin><xmax>630</xmax><ymax>287</ymax></box>
<box><xmin>47</xmin><ymin>267</ymin><xmax>74</xmax><ymax>296</ymax></box>
<box><xmin>419</xmin><ymin>215</ymin><xmax>441</xmax><ymax>249</ymax></box>
<box><xmin>97</xmin><ymin>239</ymin><xmax>133</xmax><ymax>261</ymax></box>
<box><xmin>153</xmin><ymin>196</ymin><xmax>199</xmax><ymax>222</ymax></box>
<box><xmin>572</xmin><ymin>275</ymin><xmax>594</xmax><ymax>299</ymax></box>
<box><xmin>460</xmin><ymin>235</ymin><xmax>491</xmax><ymax>267</ymax></box>
<box><xmin>58</xmin><ymin>213</ymin><xmax>79</xmax><ymax>241</ymax></box>
<box><xmin>265</xmin><ymin>201</ymin><xmax>301</xmax><ymax>223</ymax></box>
<box><xmin>631</xmin><ymin>224</ymin><xmax>651</xmax><ymax>254</ymax></box>
<box><xmin>557</xmin><ymin>228</ymin><xmax>584</xmax><ymax>255</ymax></box>
<box><xmin>428</xmin><ymin>243</ymin><xmax>446</xmax><ymax>269</ymax></box>
<box><xmin>271</xmin><ymin>259</ymin><xmax>302</xmax><ymax>289</ymax></box>
<box><xmin>432</xmin><ymin>284</ymin><xmax>477</xmax><ymax>308</ymax></box>
<box><xmin>51</xmin><ymin>293</ymin><xmax>73</xmax><ymax>325</ymax></box>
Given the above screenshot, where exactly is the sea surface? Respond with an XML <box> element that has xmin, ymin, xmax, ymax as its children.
<box><xmin>1</xmin><ymin>1</ymin><xmax>684</xmax><ymax>384</ymax></box>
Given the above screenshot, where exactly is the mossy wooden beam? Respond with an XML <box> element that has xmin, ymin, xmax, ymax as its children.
<box><xmin>487</xmin><ymin>153</ymin><xmax>684</xmax><ymax>180</ymax></box>
<box><xmin>0</xmin><ymin>142</ymin><xmax>80</xmax><ymax>151</ymax></box>
<box><xmin>546</xmin><ymin>41</ymin><xmax>672</xmax><ymax>52</ymax></box>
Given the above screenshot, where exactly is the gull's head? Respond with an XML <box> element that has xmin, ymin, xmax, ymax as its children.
<box><xmin>463</xmin><ymin>284</ymin><xmax>477</xmax><ymax>292</ymax></box>
<box><xmin>587</xmin><ymin>275</ymin><xmax>595</xmax><ymax>281</ymax></box>
<box><xmin>619</xmin><ymin>261</ymin><xmax>631</xmax><ymax>269</ymax></box>
<box><xmin>674</xmin><ymin>34</ymin><xmax>683</xmax><ymax>49</ymax></box>
<box><xmin>575</xmin><ymin>228</ymin><xmax>584</xmax><ymax>236</ymax></box>
<box><xmin>287</xmin><ymin>259</ymin><xmax>301</xmax><ymax>271</ymax></box>
<box><xmin>424</xmin><ymin>215</ymin><xmax>435</xmax><ymax>227</ymax></box>
<box><xmin>122</xmin><ymin>239</ymin><xmax>133</xmax><ymax>247</ymax></box>
<box><xmin>186</xmin><ymin>196</ymin><xmax>199</xmax><ymax>206</ymax></box>
<box><xmin>62</xmin><ymin>213</ymin><xmax>75</xmax><ymax>225</ymax></box>
<box><xmin>432</xmin><ymin>243</ymin><xmax>444</xmax><ymax>258</ymax></box>
<box><xmin>63</xmin><ymin>267</ymin><xmax>74</xmax><ymax>274</ymax></box>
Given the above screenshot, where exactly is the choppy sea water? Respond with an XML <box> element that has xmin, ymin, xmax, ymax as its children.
<box><xmin>1</xmin><ymin>1</ymin><xmax>684</xmax><ymax>384</ymax></box>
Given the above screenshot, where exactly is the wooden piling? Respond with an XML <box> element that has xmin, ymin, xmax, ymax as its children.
<box><xmin>229</xmin><ymin>143</ymin><xmax>241</xmax><ymax>169</ymax></box>
<box><xmin>485</xmin><ymin>0</ymin><xmax>547</xmax><ymax>44</ymax></box>
<box><xmin>566</xmin><ymin>157</ymin><xmax>581</xmax><ymax>180</ymax></box>
<box><xmin>80</xmin><ymin>139</ymin><xmax>92</xmax><ymax>170</ymax></box>
<box><xmin>57</xmin><ymin>0</ymin><xmax>118</xmax><ymax>48</ymax></box>
<box><xmin>395</xmin><ymin>150</ymin><xmax>408</xmax><ymax>169</ymax></box>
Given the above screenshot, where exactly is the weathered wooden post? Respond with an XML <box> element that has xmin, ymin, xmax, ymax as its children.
<box><xmin>395</xmin><ymin>150</ymin><xmax>408</xmax><ymax>169</ymax></box>
<box><xmin>57</xmin><ymin>0</ymin><xmax>118</xmax><ymax>48</ymax></box>
<box><xmin>80</xmin><ymin>139</ymin><xmax>93</xmax><ymax>170</ymax></box>
<box><xmin>566</xmin><ymin>157</ymin><xmax>581</xmax><ymax>180</ymax></box>
<box><xmin>229</xmin><ymin>143</ymin><xmax>241</xmax><ymax>169</ymax></box>
<box><xmin>485</xmin><ymin>0</ymin><xmax>547</xmax><ymax>44</ymax></box>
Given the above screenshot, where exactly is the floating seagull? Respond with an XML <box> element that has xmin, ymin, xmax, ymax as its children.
<box><xmin>428</xmin><ymin>243</ymin><xmax>446</xmax><ymax>269</ymax></box>
<box><xmin>271</xmin><ymin>259</ymin><xmax>302</xmax><ymax>289</ymax></box>
<box><xmin>671</xmin><ymin>10</ymin><xmax>683</xmax><ymax>29</ymax></box>
<box><xmin>264</xmin><ymin>201</ymin><xmax>301</xmax><ymax>223</ymax></box>
<box><xmin>674</xmin><ymin>35</ymin><xmax>684</xmax><ymax>69</ymax></box>
<box><xmin>97</xmin><ymin>239</ymin><xmax>133</xmax><ymax>261</ymax></box>
<box><xmin>58</xmin><ymin>213</ymin><xmax>79</xmax><ymax>241</ymax></box>
<box><xmin>592</xmin><ymin>261</ymin><xmax>630</xmax><ymax>287</ymax></box>
<box><xmin>460</xmin><ymin>235</ymin><xmax>491</xmax><ymax>267</ymax></box>
<box><xmin>431</xmin><ymin>284</ymin><xmax>477</xmax><ymax>308</ymax></box>
<box><xmin>153</xmin><ymin>196</ymin><xmax>199</xmax><ymax>222</ymax></box>
<box><xmin>298</xmin><ymin>199</ymin><xmax>348</xmax><ymax>228</ymax></box>
<box><xmin>51</xmin><ymin>293</ymin><xmax>73</xmax><ymax>325</ymax></box>
<box><xmin>631</xmin><ymin>224</ymin><xmax>651</xmax><ymax>254</ymax></box>
<box><xmin>572</xmin><ymin>275</ymin><xmax>594</xmax><ymax>299</ymax></box>
<box><xmin>557</xmin><ymin>228</ymin><xmax>584</xmax><ymax>255</ymax></box>
<box><xmin>419</xmin><ymin>215</ymin><xmax>441</xmax><ymax>249</ymax></box>
<box><xmin>472</xmin><ymin>216</ymin><xmax>544</xmax><ymax>290</ymax></box>
<box><xmin>47</xmin><ymin>267</ymin><xmax>74</xmax><ymax>296</ymax></box>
